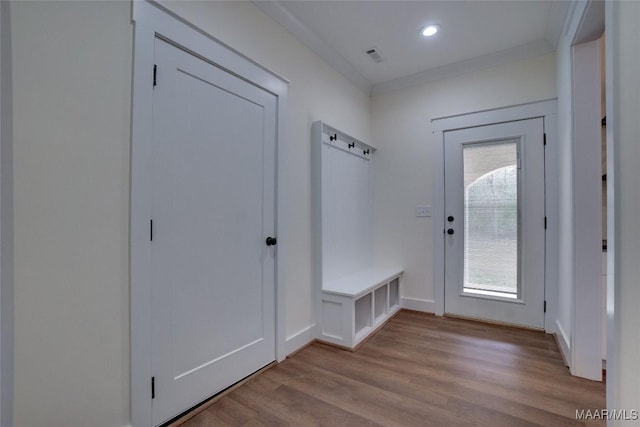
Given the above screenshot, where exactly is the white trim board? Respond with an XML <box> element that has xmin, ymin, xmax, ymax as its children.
<box><xmin>400</xmin><ymin>298</ymin><xmax>435</xmax><ymax>314</ymax></box>
<box><xmin>604</xmin><ymin>0</ymin><xmax>617</xmax><ymax>413</ymax></box>
<box><xmin>556</xmin><ymin>319</ymin><xmax>571</xmax><ymax>367</ymax></box>
<box><xmin>0</xmin><ymin>2</ymin><xmax>13</xmax><ymax>426</ymax></box>
<box><xmin>285</xmin><ymin>324</ymin><xmax>316</xmax><ymax>356</ymax></box>
<box><xmin>432</xmin><ymin>98</ymin><xmax>557</xmax><ymax>132</ymax></box>
<box><xmin>431</xmin><ymin>99</ymin><xmax>558</xmax><ymax>335</ymax></box>
<box><xmin>130</xmin><ymin>2</ymin><xmax>288</xmax><ymax>426</ymax></box>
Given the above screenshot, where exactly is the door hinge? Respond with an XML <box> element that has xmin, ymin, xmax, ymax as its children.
<box><xmin>544</xmin><ymin>300</ymin><xmax>547</xmax><ymax>313</ymax></box>
<box><xmin>543</xmin><ymin>133</ymin><xmax>547</xmax><ymax>146</ymax></box>
<box><xmin>151</xmin><ymin>376</ymin><xmax>155</xmax><ymax>399</ymax></box>
<box><xmin>153</xmin><ymin>64</ymin><xmax>157</xmax><ymax>87</ymax></box>
<box><xmin>150</xmin><ymin>219</ymin><xmax>153</xmax><ymax>242</ymax></box>
<box><xmin>544</xmin><ymin>216</ymin><xmax>547</xmax><ymax>229</ymax></box>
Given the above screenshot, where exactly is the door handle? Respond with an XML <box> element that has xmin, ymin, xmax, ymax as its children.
<box><xmin>265</xmin><ymin>236</ymin><xmax>277</xmax><ymax>246</ymax></box>
<box><xmin>447</xmin><ymin>229</ymin><xmax>454</xmax><ymax>235</ymax></box>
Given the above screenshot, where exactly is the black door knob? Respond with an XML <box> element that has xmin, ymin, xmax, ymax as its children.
<box><xmin>265</xmin><ymin>236</ymin><xmax>277</xmax><ymax>246</ymax></box>
<box><xmin>447</xmin><ymin>216</ymin><xmax>454</xmax><ymax>222</ymax></box>
<box><xmin>447</xmin><ymin>229</ymin><xmax>454</xmax><ymax>235</ymax></box>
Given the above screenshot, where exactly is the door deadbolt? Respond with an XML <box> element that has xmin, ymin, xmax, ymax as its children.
<box><xmin>265</xmin><ymin>236</ymin><xmax>277</xmax><ymax>246</ymax></box>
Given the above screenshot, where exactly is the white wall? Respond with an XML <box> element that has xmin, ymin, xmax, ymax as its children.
<box><xmin>607</xmin><ymin>1</ymin><xmax>640</xmax><ymax>423</ymax></box>
<box><xmin>370</xmin><ymin>53</ymin><xmax>556</xmax><ymax>310</ymax></box>
<box><xmin>12</xmin><ymin>2</ymin><xmax>132</xmax><ymax>426</ymax></box>
<box><xmin>11</xmin><ymin>1</ymin><xmax>371</xmax><ymax>426</ymax></box>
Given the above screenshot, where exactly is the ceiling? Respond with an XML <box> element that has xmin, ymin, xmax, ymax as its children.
<box><xmin>253</xmin><ymin>1</ymin><xmax>571</xmax><ymax>95</ymax></box>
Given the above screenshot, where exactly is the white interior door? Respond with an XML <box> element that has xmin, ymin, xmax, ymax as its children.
<box><xmin>444</xmin><ymin>118</ymin><xmax>545</xmax><ymax>329</ymax></box>
<box><xmin>151</xmin><ymin>38</ymin><xmax>276</xmax><ymax>426</ymax></box>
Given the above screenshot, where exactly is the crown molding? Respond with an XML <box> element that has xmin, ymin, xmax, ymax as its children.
<box><xmin>251</xmin><ymin>0</ymin><xmax>372</xmax><ymax>94</ymax></box>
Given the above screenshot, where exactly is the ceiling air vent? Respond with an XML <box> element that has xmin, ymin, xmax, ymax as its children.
<box><xmin>364</xmin><ymin>47</ymin><xmax>384</xmax><ymax>63</ymax></box>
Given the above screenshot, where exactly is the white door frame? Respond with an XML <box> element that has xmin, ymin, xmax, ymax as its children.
<box><xmin>0</xmin><ymin>2</ymin><xmax>13</xmax><ymax>426</ymax></box>
<box><xmin>130</xmin><ymin>2</ymin><xmax>288</xmax><ymax>426</ymax></box>
<box><xmin>432</xmin><ymin>99</ymin><xmax>558</xmax><ymax>333</ymax></box>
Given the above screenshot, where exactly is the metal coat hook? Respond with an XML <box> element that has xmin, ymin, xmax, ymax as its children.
<box><xmin>363</xmin><ymin>149</ymin><xmax>370</xmax><ymax>155</ymax></box>
<box><xmin>329</xmin><ymin>134</ymin><xmax>337</xmax><ymax>141</ymax></box>
<box><xmin>348</xmin><ymin>142</ymin><xmax>355</xmax><ymax>149</ymax></box>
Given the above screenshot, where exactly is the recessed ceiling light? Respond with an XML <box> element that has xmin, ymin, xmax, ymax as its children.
<box><xmin>421</xmin><ymin>25</ymin><xmax>440</xmax><ymax>37</ymax></box>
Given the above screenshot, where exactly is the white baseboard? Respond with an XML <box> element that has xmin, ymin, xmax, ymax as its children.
<box><xmin>285</xmin><ymin>323</ymin><xmax>316</xmax><ymax>356</ymax></box>
<box><xmin>555</xmin><ymin>319</ymin><xmax>571</xmax><ymax>367</ymax></box>
<box><xmin>400</xmin><ymin>297</ymin><xmax>435</xmax><ymax>313</ymax></box>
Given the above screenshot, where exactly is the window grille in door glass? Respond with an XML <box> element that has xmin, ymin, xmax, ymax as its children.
<box><xmin>463</xmin><ymin>140</ymin><xmax>519</xmax><ymax>298</ymax></box>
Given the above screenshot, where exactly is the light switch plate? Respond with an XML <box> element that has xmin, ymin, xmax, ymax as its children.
<box><xmin>416</xmin><ymin>206</ymin><xmax>431</xmax><ymax>217</ymax></box>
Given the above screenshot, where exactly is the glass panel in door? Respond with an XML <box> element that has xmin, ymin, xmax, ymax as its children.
<box><xmin>463</xmin><ymin>141</ymin><xmax>519</xmax><ymax>299</ymax></box>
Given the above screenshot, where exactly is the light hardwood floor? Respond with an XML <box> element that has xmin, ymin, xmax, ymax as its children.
<box><xmin>178</xmin><ymin>311</ymin><xmax>605</xmax><ymax>426</ymax></box>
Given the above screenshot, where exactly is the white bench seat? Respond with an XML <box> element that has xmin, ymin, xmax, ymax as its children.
<box><xmin>322</xmin><ymin>268</ymin><xmax>404</xmax><ymax>299</ymax></box>
<box><xmin>319</xmin><ymin>268</ymin><xmax>403</xmax><ymax>349</ymax></box>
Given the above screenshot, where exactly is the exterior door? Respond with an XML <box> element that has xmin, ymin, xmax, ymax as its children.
<box><xmin>150</xmin><ymin>38</ymin><xmax>277</xmax><ymax>425</ymax></box>
<box><xmin>444</xmin><ymin>118</ymin><xmax>545</xmax><ymax>329</ymax></box>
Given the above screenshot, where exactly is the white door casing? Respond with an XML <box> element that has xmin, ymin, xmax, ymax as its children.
<box><xmin>443</xmin><ymin>118</ymin><xmax>546</xmax><ymax>329</ymax></box>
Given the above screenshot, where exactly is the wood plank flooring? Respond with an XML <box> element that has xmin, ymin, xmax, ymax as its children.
<box><xmin>179</xmin><ymin>311</ymin><xmax>605</xmax><ymax>426</ymax></box>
